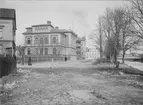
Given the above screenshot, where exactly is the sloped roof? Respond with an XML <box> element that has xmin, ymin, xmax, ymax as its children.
<box><xmin>23</xmin><ymin>23</ymin><xmax>77</xmax><ymax>37</ymax></box>
<box><xmin>0</xmin><ymin>8</ymin><xmax>17</xmax><ymax>30</ymax></box>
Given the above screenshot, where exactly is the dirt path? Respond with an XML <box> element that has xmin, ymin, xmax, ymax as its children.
<box><xmin>1</xmin><ymin>61</ymin><xmax>143</xmax><ymax>105</ymax></box>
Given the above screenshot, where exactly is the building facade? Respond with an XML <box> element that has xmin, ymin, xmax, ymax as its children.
<box><xmin>86</xmin><ymin>48</ymin><xmax>100</xmax><ymax>60</ymax></box>
<box><xmin>0</xmin><ymin>8</ymin><xmax>17</xmax><ymax>77</ymax></box>
<box><xmin>0</xmin><ymin>8</ymin><xmax>16</xmax><ymax>57</ymax></box>
<box><xmin>23</xmin><ymin>21</ymin><xmax>77</xmax><ymax>61</ymax></box>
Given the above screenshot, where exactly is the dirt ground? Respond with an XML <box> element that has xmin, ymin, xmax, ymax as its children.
<box><xmin>1</xmin><ymin>61</ymin><xmax>143</xmax><ymax>105</ymax></box>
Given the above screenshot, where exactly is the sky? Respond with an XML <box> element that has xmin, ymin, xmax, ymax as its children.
<box><xmin>0</xmin><ymin>0</ymin><xmax>128</xmax><ymax>48</ymax></box>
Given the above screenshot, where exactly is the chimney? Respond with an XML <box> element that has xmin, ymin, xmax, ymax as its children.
<box><xmin>47</xmin><ymin>21</ymin><xmax>51</xmax><ymax>25</ymax></box>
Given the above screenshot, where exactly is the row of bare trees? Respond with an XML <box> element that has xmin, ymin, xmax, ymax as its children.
<box><xmin>91</xmin><ymin>0</ymin><xmax>143</xmax><ymax>66</ymax></box>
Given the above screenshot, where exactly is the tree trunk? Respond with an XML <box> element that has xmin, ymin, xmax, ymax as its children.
<box><xmin>122</xmin><ymin>50</ymin><xmax>125</xmax><ymax>64</ymax></box>
<box><xmin>99</xmin><ymin>17</ymin><xmax>103</xmax><ymax>59</ymax></box>
<box><xmin>22</xmin><ymin>55</ymin><xmax>24</xmax><ymax>65</ymax></box>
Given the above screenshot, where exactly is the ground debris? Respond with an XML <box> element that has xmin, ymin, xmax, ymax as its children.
<box><xmin>90</xmin><ymin>90</ymin><xmax>107</xmax><ymax>100</ymax></box>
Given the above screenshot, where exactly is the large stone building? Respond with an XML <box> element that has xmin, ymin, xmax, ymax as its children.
<box><xmin>22</xmin><ymin>21</ymin><xmax>77</xmax><ymax>61</ymax></box>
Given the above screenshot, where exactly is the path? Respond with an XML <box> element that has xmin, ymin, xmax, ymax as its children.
<box><xmin>17</xmin><ymin>60</ymin><xmax>91</xmax><ymax>68</ymax></box>
<box><xmin>125</xmin><ymin>61</ymin><xmax>143</xmax><ymax>71</ymax></box>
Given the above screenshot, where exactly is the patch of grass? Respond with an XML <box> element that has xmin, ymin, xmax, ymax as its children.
<box><xmin>93</xmin><ymin>63</ymin><xmax>143</xmax><ymax>76</ymax></box>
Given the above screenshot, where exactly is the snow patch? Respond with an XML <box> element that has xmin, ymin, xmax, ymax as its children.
<box><xmin>68</xmin><ymin>90</ymin><xmax>91</xmax><ymax>100</ymax></box>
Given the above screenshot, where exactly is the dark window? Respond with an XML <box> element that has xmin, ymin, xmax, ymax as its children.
<box><xmin>35</xmin><ymin>48</ymin><xmax>39</xmax><ymax>55</ymax></box>
<box><xmin>53</xmin><ymin>37</ymin><xmax>57</xmax><ymax>44</ymax></box>
<box><xmin>53</xmin><ymin>48</ymin><xmax>56</xmax><ymax>54</ymax></box>
<box><xmin>27</xmin><ymin>48</ymin><xmax>30</xmax><ymax>55</ymax></box>
<box><xmin>0</xmin><ymin>28</ymin><xmax>3</xmax><ymax>38</ymax></box>
<box><xmin>40</xmin><ymin>48</ymin><xmax>43</xmax><ymax>55</ymax></box>
<box><xmin>45</xmin><ymin>48</ymin><xmax>48</xmax><ymax>55</ymax></box>
<box><xmin>0</xmin><ymin>44</ymin><xmax>3</xmax><ymax>55</ymax></box>
<box><xmin>27</xmin><ymin>38</ymin><xmax>31</xmax><ymax>44</ymax></box>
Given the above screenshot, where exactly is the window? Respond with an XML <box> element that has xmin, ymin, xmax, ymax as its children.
<box><xmin>0</xmin><ymin>28</ymin><xmax>3</xmax><ymax>38</ymax></box>
<box><xmin>34</xmin><ymin>38</ymin><xmax>38</xmax><ymax>45</ymax></box>
<box><xmin>0</xmin><ymin>45</ymin><xmax>3</xmax><ymax>55</ymax></box>
<box><xmin>27</xmin><ymin>38</ymin><xmax>31</xmax><ymax>44</ymax></box>
<box><xmin>40</xmin><ymin>48</ymin><xmax>43</xmax><ymax>55</ymax></box>
<box><xmin>40</xmin><ymin>37</ymin><xmax>43</xmax><ymax>45</ymax></box>
<box><xmin>27</xmin><ymin>48</ymin><xmax>31</xmax><ymax>55</ymax></box>
<box><xmin>53</xmin><ymin>48</ymin><xmax>56</xmax><ymax>54</ymax></box>
<box><xmin>53</xmin><ymin>37</ymin><xmax>57</xmax><ymax>44</ymax></box>
<box><xmin>45</xmin><ymin>48</ymin><xmax>48</xmax><ymax>55</ymax></box>
<box><xmin>35</xmin><ymin>48</ymin><xmax>39</xmax><ymax>55</ymax></box>
<box><xmin>44</xmin><ymin>37</ymin><xmax>48</xmax><ymax>44</ymax></box>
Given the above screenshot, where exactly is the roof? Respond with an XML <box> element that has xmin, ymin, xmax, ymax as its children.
<box><xmin>26</xmin><ymin>27</ymin><xmax>32</xmax><ymax>29</ymax></box>
<box><xmin>32</xmin><ymin>24</ymin><xmax>54</xmax><ymax>27</ymax></box>
<box><xmin>23</xmin><ymin>27</ymin><xmax>77</xmax><ymax>37</ymax></box>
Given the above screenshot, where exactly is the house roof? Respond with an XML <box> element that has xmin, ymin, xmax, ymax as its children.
<box><xmin>32</xmin><ymin>24</ymin><xmax>54</xmax><ymax>28</ymax></box>
<box><xmin>0</xmin><ymin>8</ymin><xmax>17</xmax><ymax>30</ymax></box>
<box><xmin>26</xmin><ymin>27</ymin><xmax>32</xmax><ymax>29</ymax></box>
<box><xmin>23</xmin><ymin>27</ymin><xmax>77</xmax><ymax>37</ymax></box>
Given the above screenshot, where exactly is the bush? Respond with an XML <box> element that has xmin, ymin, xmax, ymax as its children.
<box><xmin>92</xmin><ymin>58</ymin><xmax>110</xmax><ymax>65</ymax></box>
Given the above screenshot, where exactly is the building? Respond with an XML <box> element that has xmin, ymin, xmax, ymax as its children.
<box><xmin>76</xmin><ymin>36</ymin><xmax>86</xmax><ymax>60</ymax></box>
<box><xmin>86</xmin><ymin>48</ymin><xmax>100</xmax><ymax>60</ymax></box>
<box><xmin>0</xmin><ymin>8</ymin><xmax>17</xmax><ymax>77</ymax></box>
<box><xmin>22</xmin><ymin>21</ymin><xmax>77</xmax><ymax>62</ymax></box>
<box><xmin>0</xmin><ymin>8</ymin><xmax>16</xmax><ymax>56</ymax></box>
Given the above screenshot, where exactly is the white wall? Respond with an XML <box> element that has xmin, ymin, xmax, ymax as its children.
<box><xmin>0</xmin><ymin>19</ymin><xmax>13</xmax><ymax>41</ymax></box>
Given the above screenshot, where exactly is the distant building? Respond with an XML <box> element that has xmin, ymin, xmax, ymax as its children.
<box><xmin>76</xmin><ymin>36</ymin><xmax>86</xmax><ymax>60</ymax></box>
<box><xmin>22</xmin><ymin>21</ymin><xmax>77</xmax><ymax>61</ymax></box>
<box><xmin>0</xmin><ymin>8</ymin><xmax>16</xmax><ymax>56</ymax></box>
<box><xmin>86</xmin><ymin>48</ymin><xmax>100</xmax><ymax>59</ymax></box>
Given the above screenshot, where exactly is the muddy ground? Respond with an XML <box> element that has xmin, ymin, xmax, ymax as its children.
<box><xmin>1</xmin><ymin>61</ymin><xmax>143</xmax><ymax>105</ymax></box>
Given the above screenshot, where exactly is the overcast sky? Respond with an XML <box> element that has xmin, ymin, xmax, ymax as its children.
<box><xmin>0</xmin><ymin>0</ymin><xmax>128</xmax><ymax>47</ymax></box>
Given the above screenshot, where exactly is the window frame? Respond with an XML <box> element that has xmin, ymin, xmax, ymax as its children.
<box><xmin>53</xmin><ymin>48</ymin><xmax>57</xmax><ymax>55</ymax></box>
<box><xmin>45</xmin><ymin>48</ymin><xmax>48</xmax><ymax>55</ymax></box>
<box><xmin>0</xmin><ymin>26</ymin><xmax>4</xmax><ymax>38</ymax></box>
<box><xmin>44</xmin><ymin>37</ymin><xmax>49</xmax><ymax>44</ymax></box>
<box><xmin>0</xmin><ymin>44</ymin><xmax>3</xmax><ymax>55</ymax></box>
<box><xmin>40</xmin><ymin>37</ymin><xmax>44</xmax><ymax>45</ymax></box>
<box><xmin>34</xmin><ymin>37</ymin><xmax>38</xmax><ymax>45</ymax></box>
<box><xmin>27</xmin><ymin>38</ymin><xmax>31</xmax><ymax>45</ymax></box>
<box><xmin>53</xmin><ymin>37</ymin><xmax>57</xmax><ymax>44</ymax></box>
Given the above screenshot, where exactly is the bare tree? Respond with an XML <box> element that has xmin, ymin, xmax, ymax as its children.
<box><xmin>130</xmin><ymin>0</ymin><xmax>143</xmax><ymax>39</ymax></box>
<box><xmin>16</xmin><ymin>45</ymin><xmax>26</xmax><ymax>65</ymax></box>
<box><xmin>102</xmin><ymin>8</ymin><xmax>114</xmax><ymax>60</ymax></box>
<box><xmin>90</xmin><ymin>16</ymin><xmax>105</xmax><ymax>59</ymax></box>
